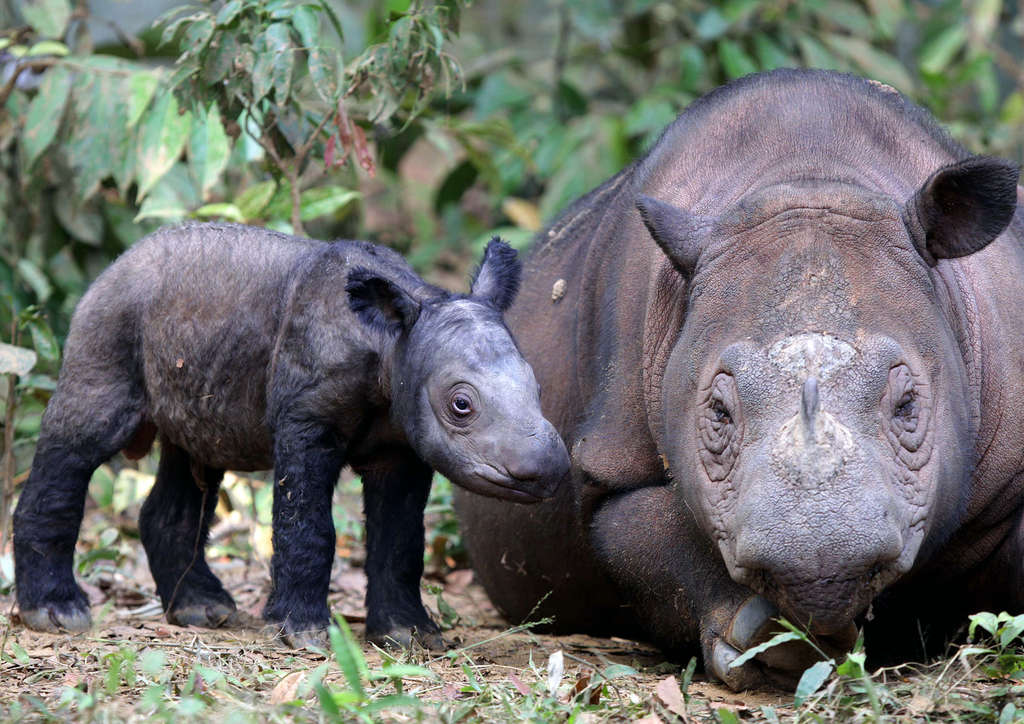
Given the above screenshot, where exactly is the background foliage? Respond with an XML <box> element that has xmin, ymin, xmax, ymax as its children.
<box><xmin>3</xmin><ymin>0</ymin><xmax>1024</xmax><ymax>488</ymax></box>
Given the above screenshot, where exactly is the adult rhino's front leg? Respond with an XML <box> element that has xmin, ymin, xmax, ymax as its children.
<box><xmin>590</xmin><ymin>484</ymin><xmax>855</xmax><ymax>690</ymax></box>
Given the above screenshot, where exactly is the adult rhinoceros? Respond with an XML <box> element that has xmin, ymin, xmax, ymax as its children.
<box><xmin>454</xmin><ymin>69</ymin><xmax>1024</xmax><ymax>689</ymax></box>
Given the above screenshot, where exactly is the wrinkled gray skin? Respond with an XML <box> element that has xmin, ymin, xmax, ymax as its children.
<box><xmin>14</xmin><ymin>223</ymin><xmax>568</xmax><ymax>649</ymax></box>
<box><xmin>455</xmin><ymin>70</ymin><xmax>1024</xmax><ymax>689</ymax></box>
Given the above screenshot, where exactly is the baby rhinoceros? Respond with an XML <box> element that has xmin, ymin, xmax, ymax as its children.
<box><xmin>13</xmin><ymin>223</ymin><xmax>569</xmax><ymax>649</ymax></box>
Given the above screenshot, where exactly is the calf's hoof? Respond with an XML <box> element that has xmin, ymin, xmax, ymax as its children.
<box><xmin>705</xmin><ymin>595</ymin><xmax>858</xmax><ymax>691</ymax></box>
<box><xmin>367</xmin><ymin>623</ymin><xmax>446</xmax><ymax>651</ymax></box>
<box><xmin>20</xmin><ymin>602</ymin><xmax>92</xmax><ymax>634</ymax></box>
<box><xmin>167</xmin><ymin>600</ymin><xmax>238</xmax><ymax>629</ymax></box>
<box><xmin>262</xmin><ymin>620</ymin><xmax>330</xmax><ymax>650</ymax></box>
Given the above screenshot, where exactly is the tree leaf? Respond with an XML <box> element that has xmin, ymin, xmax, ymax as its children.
<box><xmin>235</xmin><ymin>180</ymin><xmax>277</xmax><ymax>220</ymax></box>
<box><xmin>796</xmin><ymin>34</ymin><xmax>842</xmax><ymax>71</ymax></box>
<box><xmin>919</xmin><ymin>25</ymin><xmax>967</xmax><ymax>76</ymax></box>
<box><xmin>66</xmin><ymin>74</ymin><xmax>129</xmax><ymax>201</ymax></box>
<box><xmin>193</xmin><ymin>203</ymin><xmax>244</xmax><ymax>222</ymax></box>
<box><xmin>26</xmin><ymin>40</ymin><xmax>69</xmax><ymax>57</ymax></box>
<box><xmin>695</xmin><ymin>7</ymin><xmax>730</xmax><ymax>40</ymax></box>
<box><xmin>308</xmin><ymin>48</ymin><xmax>340</xmax><ymax>102</ymax></box>
<box><xmin>183</xmin><ymin>16</ymin><xmax>215</xmax><ymax>53</ymax></box>
<box><xmin>0</xmin><ymin>343</ymin><xmax>37</xmax><ymax>377</ymax></box>
<box><xmin>26</xmin><ymin>318</ymin><xmax>59</xmax><ymax>362</ymax></box>
<box><xmin>753</xmin><ymin>33</ymin><xmax>794</xmax><ymax>70</ymax></box>
<box><xmin>824</xmin><ymin>34</ymin><xmax>913</xmax><ymax>91</ymax></box>
<box><xmin>215</xmin><ymin>0</ymin><xmax>244</xmax><ymax>26</ymax></box>
<box><xmin>265</xmin><ymin>23</ymin><xmax>295</xmax><ymax>100</ymax></box>
<box><xmin>970</xmin><ymin>0</ymin><xmax>1001</xmax><ymax>50</ymax></box>
<box><xmin>292</xmin><ymin>5</ymin><xmax>319</xmax><ymax>48</ymax></box>
<box><xmin>810</xmin><ymin>1</ymin><xmax>874</xmax><ymax>37</ymax></box>
<box><xmin>251</xmin><ymin>32</ymin><xmax>274</xmax><ymax>104</ymax></box>
<box><xmin>136</xmin><ymin>92</ymin><xmax>193</xmax><ymax>200</ymax></box>
<box><xmin>20</xmin><ymin>0</ymin><xmax>72</xmax><ymax>38</ymax></box>
<box><xmin>299</xmin><ymin>186</ymin><xmax>360</xmax><ymax>221</ymax></box>
<box><xmin>127</xmin><ymin>72</ymin><xmax>159</xmax><ymax>129</ymax></box>
<box><xmin>21</xmin><ymin>64</ymin><xmax>73</xmax><ymax>168</ymax></box>
<box><xmin>717</xmin><ymin>39</ymin><xmax>758</xmax><ymax>80</ymax></box>
<box><xmin>16</xmin><ymin>259</ymin><xmax>52</xmax><ymax>302</ymax></box>
<box><xmin>189</xmin><ymin>103</ymin><xmax>231</xmax><ymax>198</ymax></box>
<box><xmin>54</xmin><ymin>187</ymin><xmax>103</xmax><ymax>245</ymax></box>
<box><xmin>201</xmin><ymin>31</ymin><xmax>239</xmax><ymax>85</ymax></box>
<box><xmin>866</xmin><ymin>0</ymin><xmax>905</xmax><ymax>39</ymax></box>
<box><xmin>793</xmin><ymin>660</ymin><xmax>834</xmax><ymax>707</ymax></box>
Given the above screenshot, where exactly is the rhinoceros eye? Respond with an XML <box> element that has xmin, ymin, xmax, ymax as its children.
<box><xmin>444</xmin><ymin>384</ymin><xmax>480</xmax><ymax>426</ymax></box>
<box><xmin>884</xmin><ymin>364</ymin><xmax>931</xmax><ymax>469</ymax></box>
<box><xmin>698</xmin><ymin>373</ymin><xmax>742</xmax><ymax>481</ymax></box>
<box><xmin>451</xmin><ymin>392</ymin><xmax>473</xmax><ymax>417</ymax></box>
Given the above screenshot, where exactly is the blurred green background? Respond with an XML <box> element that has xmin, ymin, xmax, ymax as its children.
<box><xmin>1</xmin><ymin>0</ymin><xmax>1023</xmax><ymax>507</ymax></box>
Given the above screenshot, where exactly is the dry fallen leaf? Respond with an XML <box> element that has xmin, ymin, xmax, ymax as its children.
<box><xmin>546</xmin><ymin>650</ymin><xmax>564</xmax><ymax>695</ymax></box>
<box><xmin>634</xmin><ymin>715</ymin><xmax>662</xmax><ymax>724</ymax></box>
<box><xmin>270</xmin><ymin>670</ymin><xmax>305</xmax><ymax>705</ymax></box>
<box><xmin>571</xmin><ymin>670</ymin><xmax>601</xmax><ymax>705</ymax></box>
<box><xmin>655</xmin><ymin>675</ymin><xmax>688</xmax><ymax>720</ymax></box>
<box><xmin>509</xmin><ymin>672</ymin><xmax>530</xmax><ymax>696</ymax></box>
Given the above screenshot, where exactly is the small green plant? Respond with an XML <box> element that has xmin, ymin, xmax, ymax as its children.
<box><xmin>316</xmin><ymin>614</ymin><xmax>434</xmax><ymax>721</ymax></box>
<box><xmin>966</xmin><ymin>611</ymin><xmax>1024</xmax><ymax>679</ymax></box>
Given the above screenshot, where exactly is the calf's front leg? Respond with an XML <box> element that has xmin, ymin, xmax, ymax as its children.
<box><xmin>357</xmin><ymin>455</ymin><xmax>444</xmax><ymax>650</ymax></box>
<box><xmin>263</xmin><ymin>416</ymin><xmax>345</xmax><ymax>647</ymax></box>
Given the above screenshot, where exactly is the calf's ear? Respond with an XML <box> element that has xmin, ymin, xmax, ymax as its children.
<box><xmin>636</xmin><ymin>195</ymin><xmax>709</xmax><ymax>277</ymax></box>
<box><xmin>470</xmin><ymin>237</ymin><xmax>521</xmax><ymax>312</ymax></box>
<box><xmin>346</xmin><ymin>267</ymin><xmax>421</xmax><ymax>335</ymax></box>
<box><xmin>904</xmin><ymin>156</ymin><xmax>1019</xmax><ymax>266</ymax></box>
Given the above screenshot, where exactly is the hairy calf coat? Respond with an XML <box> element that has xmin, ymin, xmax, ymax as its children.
<box><xmin>15</xmin><ymin>223</ymin><xmax>569</xmax><ymax>648</ymax></box>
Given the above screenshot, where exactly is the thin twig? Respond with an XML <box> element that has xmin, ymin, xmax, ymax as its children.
<box><xmin>0</xmin><ymin>57</ymin><xmax>58</xmax><ymax>107</ymax></box>
<box><xmin>0</xmin><ymin>597</ymin><xmax>16</xmax><ymax>663</ymax></box>
<box><xmin>0</xmin><ymin>320</ymin><xmax>19</xmax><ymax>553</ymax></box>
<box><xmin>164</xmin><ymin>481</ymin><xmax>209</xmax><ymax>615</ymax></box>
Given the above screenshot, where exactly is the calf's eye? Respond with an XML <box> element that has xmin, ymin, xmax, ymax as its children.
<box><xmin>450</xmin><ymin>392</ymin><xmax>474</xmax><ymax>417</ymax></box>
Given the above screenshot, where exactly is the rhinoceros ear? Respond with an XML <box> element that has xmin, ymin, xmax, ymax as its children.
<box><xmin>470</xmin><ymin>237</ymin><xmax>521</xmax><ymax>312</ymax></box>
<box><xmin>346</xmin><ymin>267</ymin><xmax>421</xmax><ymax>336</ymax></box>
<box><xmin>904</xmin><ymin>157</ymin><xmax>1019</xmax><ymax>266</ymax></box>
<box><xmin>636</xmin><ymin>195</ymin><xmax>709</xmax><ymax>277</ymax></box>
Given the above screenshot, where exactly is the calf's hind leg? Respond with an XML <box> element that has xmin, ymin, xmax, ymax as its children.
<box><xmin>14</xmin><ymin>385</ymin><xmax>144</xmax><ymax>632</ymax></box>
<box><xmin>140</xmin><ymin>440</ymin><xmax>236</xmax><ymax>628</ymax></box>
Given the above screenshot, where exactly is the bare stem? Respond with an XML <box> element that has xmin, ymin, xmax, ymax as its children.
<box><xmin>0</xmin><ymin>322</ymin><xmax>19</xmax><ymax>553</ymax></box>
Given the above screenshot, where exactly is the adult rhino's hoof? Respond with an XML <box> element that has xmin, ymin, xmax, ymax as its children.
<box><xmin>20</xmin><ymin>602</ymin><xmax>92</xmax><ymax>634</ymax></box>
<box><xmin>367</xmin><ymin>624</ymin><xmax>446</xmax><ymax>652</ymax></box>
<box><xmin>706</xmin><ymin>595</ymin><xmax>857</xmax><ymax>690</ymax></box>
<box><xmin>167</xmin><ymin>600</ymin><xmax>238</xmax><ymax>629</ymax></box>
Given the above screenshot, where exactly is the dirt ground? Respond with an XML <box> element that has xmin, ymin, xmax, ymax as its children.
<box><xmin>0</xmin><ymin>482</ymin><xmax>796</xmax><ymax>722</ymax></box>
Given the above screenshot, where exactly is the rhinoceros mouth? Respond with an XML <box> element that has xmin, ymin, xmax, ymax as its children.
<box><xmin>749</xmin><ymin>565</ymin><xmax>902</xmax><ymax>636</ymax></box>
<box><xmin>455</xmin><ymin>467</ymin><xmax>547</xmax><ymax>503</ymax></box>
